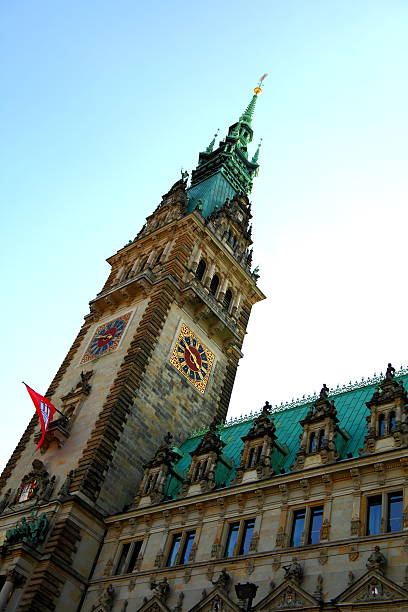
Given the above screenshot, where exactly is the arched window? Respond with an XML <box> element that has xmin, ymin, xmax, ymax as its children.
<box><xmin>318</xmin><ymin>430</ymin><xmax>325</xmax><ymax>450</ymax></box>
<box><xmin>223</xmin><ymin>289</ymin><xmax>233</xmax><ymax>310</ymax></box>
<box><xmin>378</xmin><ymin>414</ymin><xmax>385</xmax><ymax>436</ymax></box>
<box><xmin>210</xmin><ymin>274</ymin><xmax>220</xmax><ymax>296</ymax></box>
<box><xmin>309</xmin><ymin>432</ymin><xmax>316</xmax><ymax>453</ymax></box>
<box><xmin>196</xmin><ymin>259</ymin><xmax>206</xmax><ymax>281</ymax></box>
<box><xmin>389</xmin><ymin>411</ymin><xmax>397</xmax><ymax>432</ymax></box>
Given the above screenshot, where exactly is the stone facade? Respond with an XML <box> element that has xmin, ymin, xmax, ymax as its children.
<box><xmin>1</xmin><ymin>83</ymin><xmax>407</xmax><ymax>612</ymax></box>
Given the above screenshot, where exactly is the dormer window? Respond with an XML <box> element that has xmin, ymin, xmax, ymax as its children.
<box><xmin>247</xmin><ymin>445</ymin><xmax>262</xmax><ymax>468</ymax></box>
<box><xmin>378</xmin><ymin>414</ymin><xmax>385</xmax><ymax>436</ymax></box>
<box><xmin>196</xmin><ymin>259</ymin><xmax>206</xmax><ymax>281</ymax></box>
<box><xmin>389</xmin><ymin>411</ymin><xmax>397</xmax><ymax>432</ymax></box>
<box><xmin>361</xmin><ymin>364</ymin><xmax>408</xmax><ymax>454</ymax></box>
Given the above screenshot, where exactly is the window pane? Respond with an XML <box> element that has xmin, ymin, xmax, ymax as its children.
<box><xmin>367</xmin><ymin>496</ymin><xmax>382</xmax><ymax>535</ymax></box>
<box><xmin>308</xmin><ymin>507</ymin><xmax>323</xmax><ymax>544</ymax></box>
<box><xmin>126</xmin><ymin>541</ymin><xmax>143</xmax><ymax>573</ymax></box>
<box><xmin>290</xmin><ymin>509</ymin><xmax>306</xmax><ymax>547</ymax></box>
<box><xmin>388</xmin><ymin>492</ymin><xmax>403</xmax><ymax>532</ymax></box>
<box><xmin>225</xmin><ymin>522</ymin><xmax>240</xmax><ymax>557</ymax></box>
<box><xmin>239</xmin><ymin>519</ymin><xmax>255</xmax><ymax>555</ymax></box>
<box><xmin>115</xmin><ymin>543</ymin><xmax>130</xmax><ymax>575</ymax></box>
<box><xmin>180</xmin><ymin>531</ymin><xmax>196</xmax><ymax>564</ymax></box>
<box><xmin>167</xmin><ymin>534</ymin><xmax>182</xmax><ymax>567</ymax></box>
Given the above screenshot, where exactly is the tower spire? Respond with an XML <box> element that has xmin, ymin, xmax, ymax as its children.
<box><xmin>240</xmin><ymin>73</ymin><xmax>268</xmax><ymax>125</ymax></box>
<box><xmin>251</xmin><ymin>138</ymin><xmax>262</xmax><ymax>164</ymax></box>
<box><xmin>206</xmin><ymin>129</ymin><xmax>219</xmax><ymax>153</ymax></box>
<box><xmin>187</xmin><ymin>76</ymin><xmax>267</xmax><ymax>218</ymax></box>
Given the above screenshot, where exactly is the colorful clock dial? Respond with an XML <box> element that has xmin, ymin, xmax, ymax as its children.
<box><xmin>81</xmin><ymin>312</ymin><xmax>132</xmax><ymax>363</ymax></box>
<box><xmin>170</xmin><ymin>324</ymin><xmax>215</xmax><ymax>393</ymax></box>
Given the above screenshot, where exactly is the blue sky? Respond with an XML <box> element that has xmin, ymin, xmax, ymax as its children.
<box><xmin>1</xmin><ymin>1</ymin><xmax>407</xmax><ymax>471</ymax></box>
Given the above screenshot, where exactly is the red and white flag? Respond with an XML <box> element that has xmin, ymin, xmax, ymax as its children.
<box><xmin>24</xmin><ymin>384</ymin><xmax>56</xmax><ymax>449</ymax></box>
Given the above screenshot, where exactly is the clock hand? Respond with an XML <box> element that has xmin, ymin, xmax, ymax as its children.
<box><xmin>185</xmin><ymin>345</ymin><xmax>200</xmax><ymax>369</ymax></box>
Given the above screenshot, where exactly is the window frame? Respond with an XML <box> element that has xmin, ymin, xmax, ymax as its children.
<box><xmin>289</xmin><ymin>504</ymin><xmax>324</xmax><ymax>547</ymax></box>
<box><xmin>165</xmin><ymin>530</ymin><xmax>196</xmax><ymax>567</ymax></box>
<box><xmin>365</xmin><ymin>490</ymin><xmax>403</xmax><ymax>535</ymax></box>
<box><xmin>114</xmin><ymin>539</ymin><xmax>143</xmax><ymax>575</ymax></box>
<box><xmin>223</xmin><ymin>517</ymin><xmax>256</xmax><ymax>558</ymax></box>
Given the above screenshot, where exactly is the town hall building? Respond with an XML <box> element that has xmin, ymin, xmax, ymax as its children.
<box><xmin>0</xmin><ymin>81</ymin><xmax>408</xmax><ymax>611</ymax></box>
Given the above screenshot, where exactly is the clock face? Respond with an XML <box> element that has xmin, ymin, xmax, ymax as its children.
<box><xmin>169</xmin><ymin>324</ymin><xmax>215</xmax><ymax>393</ymax></box>
<box><xmin>81</xmin><ymin>312</ymin><xmax>132</xmax><ymax>364</ymax></box>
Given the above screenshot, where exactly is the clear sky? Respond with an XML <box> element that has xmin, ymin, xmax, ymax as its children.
<box><xmin>1</xmin><ymin>1</ymin><xmax>407</xmax><ymax>472</ymax></box>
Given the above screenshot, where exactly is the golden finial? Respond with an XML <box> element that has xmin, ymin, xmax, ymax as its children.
<box><xmin>254</xmin><ymin>73</ymin><xmax>268</xmax><ymax>95</ymax></box>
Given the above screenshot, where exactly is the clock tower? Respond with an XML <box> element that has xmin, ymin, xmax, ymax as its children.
<box><xmin>0</xmin><ymin>83</ymin><xmax>265</xmax><ymax>610</ymax></box>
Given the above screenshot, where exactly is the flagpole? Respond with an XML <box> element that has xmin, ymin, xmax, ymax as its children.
<box><xmin>22</xmin><ymin>382</ymin><xmax>67</xmax><ymax>419</ymax></box>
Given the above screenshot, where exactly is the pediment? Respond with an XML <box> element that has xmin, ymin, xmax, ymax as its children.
<box><xmin>334</xmin><ymin>570</ymin><xmax>408</xmax><ymax>606</ymax></box>
<box><xmin>136</xmin><ymin>595</ymin><xmax>172</xmax><ymax>612</ymax></box>
<box><xmin>188</xmin><ymin>588</ymin><xmax>242</xmax><ymax>612</ymax></box>
<box><xmin>255</xmin><ymin>580</ymin><xmax>321</xmax><ymax>610</ymax></box>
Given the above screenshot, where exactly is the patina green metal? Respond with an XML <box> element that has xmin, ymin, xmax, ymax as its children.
<box><xmin>187</xmin><ymin>89</ymin><xmax>262</xmax><ymax>217</ymax></box>
<box><xmin>5</xmin><ymin>511</ymin><xmax>49</xmax><ymax>547</ymax></box>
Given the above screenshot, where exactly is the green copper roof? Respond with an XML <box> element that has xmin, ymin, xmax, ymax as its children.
<box><xmin>186</xmin><ymin>87</ymin><xmax>262</xmax><ymax>219</ymax></box>
<box><xmin>163</xmin><ymin>371</ymin><xmax>408</xmax><ymax>500</ymax></box>
<box><xmin>186</xmin><ymin>173</ymin><xmax>236</xmax><ymax>217</ymax></box>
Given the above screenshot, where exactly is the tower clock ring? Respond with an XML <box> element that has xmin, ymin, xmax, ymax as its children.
<box><xmin>170</xmin><ymin>324</ymin><xmax>215</xmax><ymax>393</ymax></box>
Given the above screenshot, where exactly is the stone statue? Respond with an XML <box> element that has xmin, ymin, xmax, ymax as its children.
<box><xmin>91</xmin><ymin>584</ymin><xmax>115</xmax><ymax>611</ymax></box>
<box><xmin>283</xmin><ymin>557</ymin><xmax>303</xmax><ymax>584</ymax></box>
<box><xmin>59</xmin><ymin>470</ymin><xmax>74</xmax><ymax>498</ymax></box>
<box><xmin>212</xmin><ymin>568</ymin><xmax>230</xmax><ymax>591</ymax></box>
<box><xmin>366</xmin><ymin>546</ymin><xmax>387</xmax><ymax>574</ymax></box>
<box><xmin>40</xmin><ymin>475</ymin><xmax>56</xmax><ymax>502</ymax></box>
<box><xmin>150</xmin><ymin>577</ymin><xmax>170</xmax><ymax>601</ymax></box>
<box><xmin>163</xmin><ymin>432</ymin><xmax>173</xmax><ymax>445</ymax></box>
<box><xmin>319</xmin><ymin>384</ymin><xmax>329</xmax><ymax>400</ymax></box>
<box><xmin>385</xmin><ymin>363</ymin><xmax>396</xmax><ymax>380</ymax></box>
<box><xmin>0</xmin><ymin>489</ymin><xmax>12</xmax><ymax>514</ymax></box>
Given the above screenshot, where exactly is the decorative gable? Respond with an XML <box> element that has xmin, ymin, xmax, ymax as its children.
<box><xmin>188</xmin><ymin>588</ymin><xmax>242</xmax><ymax>612</ymax></box>
<box><xmin>292</xmin><ymin>384</ymin><xmax>346</xmax><ymax>470</ymax></box>
<box><xmin>334</xmin><ymin>569</ymin><xmax>408</xmax><ymax>607</ymax></box>
<box><xmin>256</xmin><ymin>580</ymin><xmax>321</xmax><ymax>611</ymax></box>
<box><xmin>232</xmin><ymin>402</ymin><xmax>286</xmax><ymax>483</ymax></box>
<box><xmin>360</xmin><ymin>363</ymin><xmax>408</xmax><ymax>455</ymax></box>
<box><xmin>180</xmin><ymin>420</ymin><xmax>226</xmax><ymax>496</ymax></box>
<box><xmin>135</xmin><ymin>433</ymin><xmax>182</xmax><ymax>506</ymax></box>
<box><xmin>135</xmin><ymin>596</ymin><xmax>172</xmax><ymax>612</ymax></box>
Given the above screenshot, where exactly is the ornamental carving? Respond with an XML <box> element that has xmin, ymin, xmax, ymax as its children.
<box><xmin>282</xmin><ymin>558</ymin><xmax>303</xmax><ymax>585</ymax></box>
<box><xmin>366</xmin><ymin>546</ymin><xmax>387</xmax><ymax>574</ymax></box>
<box><xmin>232</xmin><ymin>402</ymin><xmax>286</xmax><ymax>483</ymax></box>
<box><xmin>181</xmin><ymin>421</ymin><xmax>225</xmax><ymax>495</ymax></box>
<box><xmin>292</xmin><ymin>385</ymin><xmax>344</xmax><ymax>470</ymax></box>
<box><xmin>360</xmin><ymin>364</ymin><xmax>408</xmax><ymax>455</ymax></box>
<box><xmin>15</xmin><ymin>459</ymin><xmax>49</xmax><ymax>505</ymax></box>
<box><xmin>4</xmin><ymin>512</ymin><xmax>49</xmax><ymax>547</ymax></box>
<box><xmin>91</xmin><ymin>584</ymin><xmax>115</xmax><ymax>612</ymax></box>
<box><xmin>135</xmin><ymin>433</ymin><xmax>182</xmax><ymax>506</ymax></box>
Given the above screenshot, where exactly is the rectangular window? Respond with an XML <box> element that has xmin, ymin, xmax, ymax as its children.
<box><xmin>225</xmin><ymin>522</ymin><xmax>240</xmax><ymax>558</ymax></box>
<box><xmin>388</xmin><ymin>492</ymin><xmax>403</xmax><ymax>532</ymax></box>
<box><xmin>239</xmin><ymin>519</ymin><xmax>255</xmax><ymax>555</ymax></box>
<box><xmin>167</xmin><ymin>533</ymin><xmax>182</xmax><ymax>567</ymax></box>
<box><xmin>308</xmin><ymin>506</ymin><xmax>323</xmax><ymax>544</ymax></box>
<box><xmin>367</xmin><ymin>495</ymin><xmax>382</xmax><ymax>535</ymax></box>
<box><xmin>290</xmin><ymin>509</ymin><xmax>306</xmax><ymax>547</ymax></box>
<box><xmin>179</xmin><ymin>531</ymin><xmax>196</xmax><ymax>565</ymax></box>
<box><xmin>114</xmin><ymin>542</ymin><xmax>131</xmax><ymax>575</ymax></box>
<box><xmin>126</xmin><ymin>540</ymin><xmax>143</xmax><ymax>573</ymax></box>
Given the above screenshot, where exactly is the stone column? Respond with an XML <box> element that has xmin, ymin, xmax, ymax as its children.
<box><xmin>0</xmin><ymin>568</ymin><xmax>26</xmax><ymax>612</ymax></box>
